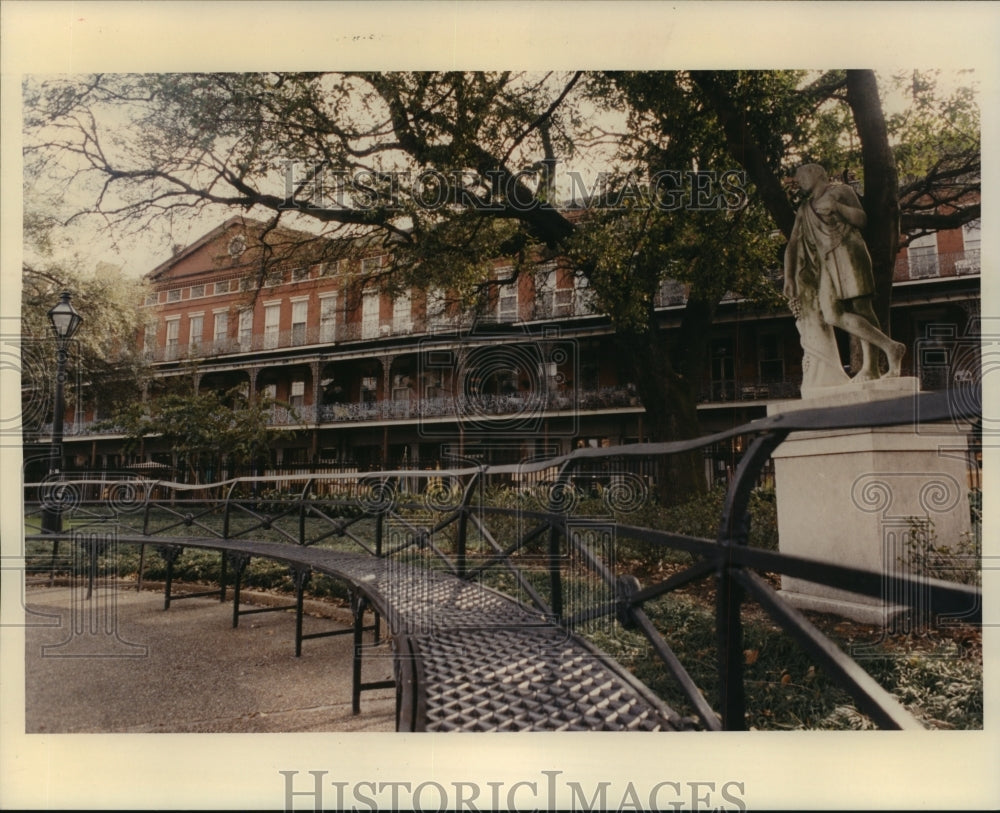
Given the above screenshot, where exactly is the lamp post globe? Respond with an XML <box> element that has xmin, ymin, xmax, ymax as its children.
<box><xmin>42</xmin><ymin>291</ymin><xmax>82</xmax><ymax>534</ymax></box>
<box><xmin>48</xmin><ymin>290</ymin><xmax>83</xmax><ymax>342</ymax></box>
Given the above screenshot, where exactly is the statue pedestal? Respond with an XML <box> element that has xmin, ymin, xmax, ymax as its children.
<box><xmin>768</xmin><ymin>378</ymin><xmax>974</xmax><ymax>624</ymax></box>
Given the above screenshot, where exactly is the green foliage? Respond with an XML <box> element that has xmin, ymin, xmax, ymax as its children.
<box><xmin>902</xmin><ymin>511</ymin><xmax>981</xmax><ymax>587</ymax></box>
<box><xmin>857</xmin><ymin>645</ymin><xmax>983</xmax><ymax>729</ymax></box>
<box><xmin>886</xmin><ymin>70</ymin><xmax>980</xmax><ymax>186</ymax></box>
<box><xmin>615</xmin><ymin>485</ymin><xmax>779</xmax><ymax>572</ymax></box>
<box><xmin>786</xmin><ymin>69</ymin><xmax>980</xmax><ymax>240</ymax></box>
<box><xmin>108</xmin><ymin>383</ymin><xmax>295</xmax><ymax>482</ymax></box>
<box><xmin>590</xmin><ymin>591</ymin><xmax>981</xmax><ymax>730</ymax></box>
<box><xmin>21</xmin><ymin>260</ymin><xmax>149</xmax><ymax>430</ymax></box>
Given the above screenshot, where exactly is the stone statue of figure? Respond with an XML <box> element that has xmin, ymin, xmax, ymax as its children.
<box><xmin>783</xmin><ymin>163</ymin><xmax>905</xmax><ymax>391</ymax></box>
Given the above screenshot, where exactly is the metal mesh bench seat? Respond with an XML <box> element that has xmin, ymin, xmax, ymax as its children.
<box><xmin>397</xmin><ymin>627</ymin><xmax>691</xmax><ymax>732</ymax></box>
<box><xmin>122</xmin><ymin>536</ymin><xmax>690</xmax><ymax>732</ymax></box>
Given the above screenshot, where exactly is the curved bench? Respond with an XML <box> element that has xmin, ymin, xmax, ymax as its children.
<box><xmin>117</xmin><ymin>535</ymin><xmax>693</xmax><ymax>733</ymax></box>
<box><xmin>29</xmin><ymin>392</ymin><xmax>978</xmax><ymax>731</ymax></box>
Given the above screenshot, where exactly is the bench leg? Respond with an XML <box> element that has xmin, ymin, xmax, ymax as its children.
<box><xmin>218</xmin><ymin>550</ymin><xmax>228</xmax><ymax>602</ymax></box>
<box><xmin>291</xmin><ymin>566</ymin><xmax>311</xmax><ymax>658</ymax></box>
<box><xmin>48</xmin><ymin>537</ymin><xmax>60</xmax><ymax>587</ymax></box>
<box><xmin>227</xmin><ymin>552</ymin><xmax>250</xmax><ymax>628</ymax></box>
<box><xmin>136</xmin><ymin>543</ymin><xmax>146</xmax><ymax>592</ymax></box>
<box><xmin>352</xmin><ymin>593</ymin><xmax>367</xmax><ymax>715</ymax></box>
<box><xmin>159</xmin><ymin>545</ymin><xmax>182</xmax><ymax>610</ymax></box>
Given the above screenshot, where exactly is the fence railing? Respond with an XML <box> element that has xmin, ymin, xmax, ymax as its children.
<box><xmin>24</xmin><ymin>390</ymin><xmax>981</xmax><ymax>730</ymax></box>
<box><xmin>895</xmin><ymin>248</ymin><xmax>981</xmax><ymax>280</ymax></box>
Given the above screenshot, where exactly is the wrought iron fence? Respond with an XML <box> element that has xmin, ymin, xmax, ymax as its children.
<box><xmin>23</xmin><ymin>390</ymin><xmax>981</xmax><ymax>730</ymax></box>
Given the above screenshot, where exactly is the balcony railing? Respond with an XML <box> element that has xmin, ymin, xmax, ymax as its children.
<box><xmin>318</xmin><ymin>389</ymin><xmax>586</xmax><ymax>424</ymax></box>
<box><xmin>146</xmin><ymin>315</ymin><xmax>484</xmax><ymax>363</ymax></box>
<box><xmin>698</xmin><ymin>380</ymin><xmax>801</xmax><ymax>403</ymax></box>
<box><xmin>895</xmin><ymin>249</ymin><xmax>981</xmax><ymax>280</ymax></box>
<box><xmin>35</xmin><ymin>388</ymin><xmax>625</xmax><ymax>437</ymax></box>
<box><xmin>30</xmin><ymin>381</ymin><xmax>805</xmax><ymax>438</ymax></box>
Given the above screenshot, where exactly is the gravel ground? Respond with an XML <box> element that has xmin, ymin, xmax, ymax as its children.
<box><xmin>23</xmin><ymin>584</ymin><xmax>396</xmax><ymax>733</ymax></box>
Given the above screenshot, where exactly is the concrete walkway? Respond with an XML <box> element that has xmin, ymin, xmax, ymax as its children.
<box><xmin>23</xmin><ymin>583</ymin><xmax>396</xmax><ymax>733</ymax></box>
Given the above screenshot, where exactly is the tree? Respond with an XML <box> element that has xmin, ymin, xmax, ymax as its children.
<box><xmin>23</xmin><ymin>70</ymin><xmax>980</xmax><ymax>500</ymax></box>
<box><xmin>21</xmin><ymin>208</ymin><xmax>149</xmax><ymax>440</ymax></box>
<box><xmin>111</xmin><ymin>383</ymin><xmax>293</xmax><ymax>483</ymax></box>
<box><xmin>691</xmin><ymin>69</ymin><xmax>980</xmax><ymax>330</ymax></box>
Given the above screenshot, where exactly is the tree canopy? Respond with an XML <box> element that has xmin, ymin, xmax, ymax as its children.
<box><xmin>23</xmin><ymin>70</ymin><xmax>981</xmax><ymax>498</ymax></box>
<box><xmin>110</xmin><ymin>382</ymin><xmax>293</xmax><ymax>483</ymax></box>
<box><xmin>21</xmin><ymin>206</ymin><xmax>149</xmax><ymax>438</ymax></box>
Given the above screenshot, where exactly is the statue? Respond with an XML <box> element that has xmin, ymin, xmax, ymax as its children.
<box><xmin>783</xmin><ymin>164</ymin><xmax>905</xmax><ymax>392</ymax></box>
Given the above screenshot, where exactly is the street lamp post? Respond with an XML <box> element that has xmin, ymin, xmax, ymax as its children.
<box><xmin>42</xmin><ymin>291</ymin><xmax>83</xmax><ymax>535</ymax></box>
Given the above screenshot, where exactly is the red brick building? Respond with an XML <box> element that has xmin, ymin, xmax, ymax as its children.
<box><xmin>41</xmin><ymin>214</ymin><xmax>981</xmax><ymax>484</ymax></box>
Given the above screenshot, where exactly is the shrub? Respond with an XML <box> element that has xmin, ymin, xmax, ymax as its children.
<box><xmin>902</xmin><ymin>515</ymin><xmax>981</xmax><ymax>586</ymax></box>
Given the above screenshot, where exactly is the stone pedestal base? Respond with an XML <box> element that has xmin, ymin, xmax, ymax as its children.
<box><xmin>768</xmin><ymin>378</ymin><xmax>973</xmax><ymax>624</ymax></box>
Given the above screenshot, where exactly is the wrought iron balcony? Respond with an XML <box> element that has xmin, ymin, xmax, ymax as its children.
<box><xmin>895</xmin><ymin>248</ymin><xmax>981</xmax><ymax>280</ymax></box>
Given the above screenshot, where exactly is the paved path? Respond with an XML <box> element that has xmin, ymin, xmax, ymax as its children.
<box><xmin>23</xmin><ymin>584</ymin><xmax>396</xmax><ymax>733</ymax></box>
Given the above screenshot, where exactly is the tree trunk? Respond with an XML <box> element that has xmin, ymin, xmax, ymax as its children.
<box><xmin>616</xmin><ymin>327</ymin><xmax>705</xmax><ymax>505</ymax></box>
<box><xmin>846</xmin><ymin>70</ymin><xmax>900</xmax><ymax>332</ymax></box>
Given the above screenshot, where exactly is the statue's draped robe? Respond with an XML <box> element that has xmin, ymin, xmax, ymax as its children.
<box><xmin>789</xmin><ymin>195</ymin><xmax>876</xmax><ymax>393</ymax></box>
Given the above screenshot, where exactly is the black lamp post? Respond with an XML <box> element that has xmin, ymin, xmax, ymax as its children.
<box><xmin>42</xmin><ymin>291</ymin><xmax>82</xmax><ymax>534</ymax></box>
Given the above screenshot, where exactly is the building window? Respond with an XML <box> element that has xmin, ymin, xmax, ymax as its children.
<box><xmin>291</xmin><ymin>298</ymin><xmax>308</xmax><ymax>345</ymax></box>
<box><xmin>957</xmin><ymin>220</ymin><xmax>981</xmax><ymax>275</ymax></box>
<box><xmin>264</xmin><ymin>302</ymin><xmax>281</xmax><ymax>348</ymax></box>
<box><xmin>143</xmin><ymin>320</ymin><xmax>157</xmax><ymax>357</ymax></box>
<box><xmin>213</xmin><ymin>310</ymin><xmax>229</xmax><ymax>349</ymax></box>
<box><xmin>574</xmin><ymin>274</ymin><xmax>594</xmax><ymax>315</ymax></box>
<box><xmin>362</xmin><ymin>288</ymin><xmax>380</xmax><ymax>339</ymax></box>
<box><xmin>145</xmin><ymin>293</ymin><xmax>159</xmax><ymax>307</ymax></box>
<box><xmin>657</xmin><ymin>278</ymin><xmax>686</xmax><ymax>307</ymax></box>
<box><xmin>711</xmin><ymin>337</ymin><xmax>735</xmax><ymax>401</ymax></box>
<box><xmin>190</xmin><ymin>284</ymin><xmax>205</xmax><ymax>299</ymax></box>
<box><xmin>393</xmin><ymin>290</ymin><xmax>412</xmax><ymax>334</ymax></box>
<box><xmin>319</xmin><ymin>294</ymin><xmax>338</xmax><ymax>342</ymax></box>
<box><xmin>908</xmin><ymin>232</ymin><xmax>940</xmax><ymax>278</ymax></box>
<box><xmin>494</xmin><ymin>267</ymin><xmax>517</xmax><ymax>322</ymax></box>
<box><xmin>361</xmin><ymin>255</ymin><xmax>384</xmax><ymax>275</ymax></box>
<box><xmin>238</xmin><ymin>308</ymin><xmax>253</xmax><ymax>350</ymax></box>
<box><xmin>167</xmin><ymin>288</ymin><xmax>181</xmax><ymax>303</ymax></box>
<box><xmin>392</xmin><ymin>374</ymin><xmax>411</xmax><ymax>404</ymax></box>
<box><xmin>291</xmin><ymin>266</ymin><xmax>309</xmax><ymax>282</ymax></box>
<box><xmin>261</xmin><ymin>383</ymin><xmax>277</xmax><ymax>402</ymax></box>
<box><xmin>758</xmin><ymin>333</ymin><xmax>784</xmax><ymax>384</ymax></box>
<box><xmin>427</xmin><ymin>287</ymin><xmax>449</xmax><ymax>329</ymax></box>
<box><xmin>188</xmin><ymin>313</ymin><xmax>204</xmax><ymax>352</ymax></box>
<box><xmin>290</xmin><ymin>380</ymin><xmax>305</xmax><ymax>408</ymax></box>
<box><xmin>554</xmin><ymin>287</ymin><xmax>574</xmax><ymax>317</ymax></box>
<box><xmin>320</xmin><ymin>259</ymin><xmax>347</xmax><ymax>277</ymax></box>
<box><xmin>535</xmin><ymin>265</ymin><xmax>572</xmax><ymax>318</ymax></box>
<box><xmin>498</xmin><ymin>285</ymin><xmax>518</xmax><ymax>322</ymax></box>
<box><xmin>361</xmin><ymin>375</ymin><xmax>378</xmax><ymax>404</ymax></box>
<box><xmin>165</xmin><ymin>317</ymin><xmax>180</xmax><ymax>360</ymax></box>
<box><xmin>538</xmin><ymin>361</ymin><xmax>559</xmax><ymax>391</ymax></box>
